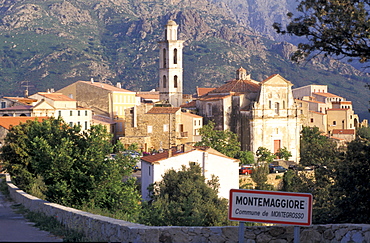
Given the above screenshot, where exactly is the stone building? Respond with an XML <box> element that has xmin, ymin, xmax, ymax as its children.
<box><xmin>196</xmin><ymin>67</ymin><xmax>301</xmax><ymax>162</ymax></box>
<box><xmin>58</xmin><ymin>80</ymin><xmax>138</xmax><ymax>139</ymax></box>
<box><xmin>120</xmin><ymin>104</ymin><xmax>202</xmax><ymax>152</ymax></box>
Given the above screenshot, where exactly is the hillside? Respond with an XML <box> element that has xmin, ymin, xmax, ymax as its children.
<box><xmin>0</xmin><ymin>0</ymin><xmax>368</xmax><ymax>120</ymax></box>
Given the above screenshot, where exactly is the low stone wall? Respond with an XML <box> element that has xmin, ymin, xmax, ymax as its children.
<box><xmin>5</xmin><ymin>174</ymin><xmax>370</xmax><ymax>243</ymax></box>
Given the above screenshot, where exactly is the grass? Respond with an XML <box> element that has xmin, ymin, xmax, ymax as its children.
<box><xmin>0</xmin><ymin>176</ymin><xmax>90</xmax><ymax>242</ymax></box>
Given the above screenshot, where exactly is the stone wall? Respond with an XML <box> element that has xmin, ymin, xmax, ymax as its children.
<box><xmin>5</xmin><ymin>174</ymin><xmax>370</xmax><ymax>243</ymax></box>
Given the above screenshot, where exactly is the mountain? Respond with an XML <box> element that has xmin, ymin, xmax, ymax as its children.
<box><xmin>0</xmin><ymin>0</ymin><xmax>368</xmax><ymax>120</ymax></box>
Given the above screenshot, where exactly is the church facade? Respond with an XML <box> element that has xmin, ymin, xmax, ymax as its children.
<box><xmin>196</xmin><ymin>68</ymin><xmax>301</xmax><ymax>162</ymax></box>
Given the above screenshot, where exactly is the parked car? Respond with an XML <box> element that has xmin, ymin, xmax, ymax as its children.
<box><xmin>269</xmin><ymin>165</ymin><xmax>287</xmax><ymax>173</ymax></box>
<box><xmin>239</xmin><ymin>165</ymin><xmax>254</xmax><ymax>175</ymax></box>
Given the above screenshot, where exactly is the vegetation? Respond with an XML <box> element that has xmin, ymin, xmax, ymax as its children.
<box><xmin>139</xmin><ymin>164</ymin><xmax>231</xmax><ymax>226</ymax></box>
<box><xmin>195</xmin><ymin>121</ymin><xmax>241</xmax><ymax>158</ymax></box>
<box><xmin>1</xmin><ymin>117</ymin><xmax>141</xmax><ymax>221</ymax></box>
<box><xmin>274</xmin><ymin>0</ymin><xmax>370</xmax><ymax>63</ymax></box>
<box><xmin>275</xmin><ymin>147</ymin><xmax>292</xmax><ymax>161</ymax></box>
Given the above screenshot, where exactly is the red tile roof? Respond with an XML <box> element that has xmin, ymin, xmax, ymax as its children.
<box><xmin>147</xmin><ymin>107</ymin><xmax>181</xmax><ymax>114</ymax></box>
<box><xmin>209</xmin><ymin>79</ymin><xmax>260</xmax><ymax>94</ymax></box>
<box><xmin>197</xmin><ymin>87</ymin><xmax>216</xmax><ymax>97</ymax></box>
<box><xmin>37</xmin><ymin>92</ymin><xmax>76</xmax><ymax>101</ymax></box>
<box><xmin>0</xmin><ymin>116</ymin><xmax>49</xmax><ymax>129</ymax></box>
<box><xmin>182</xmin><ymin>112</ymin><xmax>202</xmax><ymax>118</ymax></box>
<box><xmin>313</xmin><ymin>92</ymin><xmax>342</xmax><ymax>98</ymax></box>
<box><xmin>79</xmin><ymin>81</ymin><xmax>135</xmax><ymax>93</ymax></box>
<box><xmin>180</xmin><ymin>100</ymin><xmax>196</xmax><ymax>108</ymax></box>
<box><xmin>332</xmin><ymin>129</ymin><xmax>355</xmax><ymax>135</ymax></box>
<box><xmin>4</xmin><ymin>97</ymin><xmax>37</xmax><ymax>105</ymax></box>
<box><xmin>198</xmin><ymin>94</ymin><xmax>232</xmax><ymax>101</ymax></box>
<box><xmin>0</xmin><ymin>105</ymin><xmax>33</xmax><ymax>111</ymax></box>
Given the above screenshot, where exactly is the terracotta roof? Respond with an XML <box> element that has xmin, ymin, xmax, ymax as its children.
<box><xmin>79</xmin><ymin>81</ymin><xmax>135</xmax><ymax>93</ymax></box>
<box><xmin>309</xmin><ymin>111</ymin><xmax>325</xmax><ymax>115</ymax></box>
<box><xmin>141</xmin><ymin>146</ymin><xmax>238</xmax><ymax>164</ymax></box>
<box><xmin>198</xmin><ymin>94</ymin><xmax>232</xmax><ymax>101</ymax></box>
<box><xmin>147</xmin><ymin>107</ymin><xmax>181</xmax><ymax>114</ymax></box>
<box><xmin>0</xmin><ymin>105</ymin><xmax>33</xmax><ymax>111</ymax></box>
<box><xmin>136</xmin><ymin>93</ymin><xmax>160</xmax><ymax>99</ymax></box>
<box><xmin>37</xmin><ymin>92</ymin><xmax>76</xmax><ymax>101</ymax></box>
<box><xmin>209</xmin><ymin>79</ymin><xmax>260</xmax><ymax>94</ymax></box>
<box><xmin>182</xmin><ymin>112</ymin><xmax>202</xmax><ymax>118</ymax></box>
<box><xmin>332</xmin><ymin>129</ymin><xmax>355</xmax><ymax>135</ymax></box>
<box><xmin>313</xmin><ymin>92</ymin><xmax>342</xmax><ymax>98</ymax></box>
<box><xmin>0</xmin><ymin>116</ymin><xmax>48</xmax><ymax>129</ymax></box>
<box><xmin>197</xmin><ymin>87</ymin><xmax>216</xmax><ymax>97</ymax></box>
<box><xmin>180</xmin><ymin>100</ymin><xmax>196</xmax><ymax>108</ymax></box>
<box><xmin>332</xmin><ymin>101</ymin><xmax>352</xmax><ymax>104</ymax></box>
<box><xmin>327</xmin><ymin>108</ymin><xmax>349</xmax><ymax>111</ymax></box>
<box><xmin>3</xmin><ymin>97</ymin><xmax>37</xmax><ymax>105</ymax></box>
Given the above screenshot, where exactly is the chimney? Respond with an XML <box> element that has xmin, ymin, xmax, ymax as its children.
<box><xmin>90</xmin><ymin>78</ymin><xmax>94</xmax><ymax>84</ymax></box>
<box><xmin>116</xmin><ymin>82</ymin><xmax>122</xmax><ymax>89</ymax></box>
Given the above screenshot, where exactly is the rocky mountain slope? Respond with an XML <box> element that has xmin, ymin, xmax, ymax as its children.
<box><xmin>0</xmin><ymin>0</ymin><xmax>368</xmax><ymax>119</ymax></box>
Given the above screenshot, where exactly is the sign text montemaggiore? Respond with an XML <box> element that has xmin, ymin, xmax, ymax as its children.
<box><xmin>229</xmin><ymin>189</ymin><xmax>312</xmax><ymax>226</ymax></box>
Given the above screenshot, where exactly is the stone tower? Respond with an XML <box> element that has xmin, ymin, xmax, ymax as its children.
<box><xmin>158</xmin><ymin>20</ymin><xmax>184</xmax><ymax>107</ymax></box>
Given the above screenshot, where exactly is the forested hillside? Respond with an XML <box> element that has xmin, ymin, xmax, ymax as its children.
<box><xmin>0</xmin><ymin>0</ymin><xmax>368</xmax><ymax>119</ymax></box>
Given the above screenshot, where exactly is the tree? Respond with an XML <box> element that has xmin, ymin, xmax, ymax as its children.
<box><xmin>333</xmin><ymin>138</ymin><xmax>370</xmax><ymax>223</ymax></box>
<box><xmin>299</xmin><ymin>126</ymin><xmax>338</xmax><ymax>166</ymax></box>
<box><xmin>139</xmin><ymin>164</ymin><xmax>230</xmax><ymax>226</ymax></box>
<box><xmin>235</xmin><ymin>150</ymin><xmax>255</xmax><ymax>165</ymax></box>
<box><xmin>256</xmin><ymin>147</ymin><xmax>276</xmax><ymax>163</ymax></box>
<box><xmin>195</xmin><ymin>121</ymin><xmax>241</xmax><ymax>158</ymax></box>
<box><xmin>273</xmin><ymin>0</ymin><xmax>370</xmax><ymax>63</ymax></box>
<box><xmin>356</xmin><ymin>126</ymin><xmax>370</xmax><ymax>140</ymax></box>
<box><xmin>1</xmin><ymin>117</ymin><xmax>141</xmax><ymax>219</ymax></box>
<box><xmin>275</xmin><ymin>147</ymin><xmax>292</xmax><ymax>161</ymax></box>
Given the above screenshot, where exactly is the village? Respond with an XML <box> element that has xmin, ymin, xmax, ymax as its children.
<box><xmin>0</xmin><ymin>20</ymin><xmax>367</xmax><ymax>202</ymax></box>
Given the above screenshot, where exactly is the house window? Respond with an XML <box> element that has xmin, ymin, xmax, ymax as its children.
<box><xmin>85</xmin><ymin>121</ymin><xmax>88</xmax><ymax>130</ymax></box>
<box><xmin>163</xmin><ymin>75</ymin><xmax>167</xmax><ymax>88</ymax></box>
<box><xmin>269</xmin><ymin>100</ymin><xmax>272</xmax><ymax>109</ymax></box>
<box><xmin>333</xmin><ymin>121</ymin><xmax>336</xmax><ymax>126</ymax></box>
<box><xmin>163</xmin><ymin>124</ymin><xmax>169</xmax><ymax>132</ymax></box>
<box><xmin>174</xmin><ymin>75</ymin><xmax>178</xmax><ymax>88</ymax></box>
<box><xmin>163</xmin><ymin>48</ymin><xmax>167</xmax><ymax>68</ymax></box>
<box><xmin>78</xmin><ymin>111</ymin><xmax>80</xmax><ymax>116</ymax></box>
<box><xmin>275</xmin><ymin>102</ymin><xmax>280</xmax><ymax>115</ymax></box>
<box><xmin>77</xmin><ymin>121</ymin><xmax>80</xmax><ymax>127</ymax></box>
<box><xmin>194</xmin><ymin>120</ymin><xmax>196</xmax><ymax>126</ymax></box>
<box><xmin>147</xmin><ymin>125</ymin><xmax>153</xmax><ymax>133</ymax></box>
<box><xmin>310</xmin><ymin>118</ymin><xmax>314</xmax><ymax>123</ymax></box>
<box><xmin>85</xmin><ymin>110</ymin><xmax>88</xmax><ymax>116</ymax></box>
<box><xmin>207</xmin><ymin>103</ymin><xmax>212</xmax><ymax>117</ymax></box>
<box><xmin>70</xmin><ymin>111</ymin><xmax>73</xmax><ymax>116</ymax></box>
<box><xmin>58</xmin><ymin>111</ymin><xmax>62</xmax><ymax>117</ymax></box>
<box><xmin>350</xmin><ymin>115</ymin><xmax>353</xmax><ymax>119</ymax></box>
<box><xmin>283</xmin><ymin>100</ymin><xmax>285</xmax><ymax>109</ymax></box>
<box><xmin>174</xmin><ymin>48</ymin><xmax>178</xmax><ymax>64</ymax></box>
<box><xmin>194</xmin><ymin>129</ymin><xmax>199</xmax><ymax>135</ymax></box>
<box><xmin>1</xmin><ymin>102</ymin><xmax>5</xmax><ymax>108</ymax></box>
<box><xmin>69</xmin><ymin>122</ymin><xmax>73</xmax><ymax>127</ymax></box>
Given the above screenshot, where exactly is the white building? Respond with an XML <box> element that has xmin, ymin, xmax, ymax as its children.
<box><xmin>158</xmin><ymin>20</ymin><xmax>184</xmax><ymax>107</ymax></box>
<box><xmin>140</xmin><ymin>146</ymin><xmax>239</xmax><ymax>201</ymax></box>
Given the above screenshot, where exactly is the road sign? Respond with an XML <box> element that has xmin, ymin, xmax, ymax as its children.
<box><xmin>229</xmin><ymin>189</ymin><xmax>312</xmax><ymax>226</ymax></box>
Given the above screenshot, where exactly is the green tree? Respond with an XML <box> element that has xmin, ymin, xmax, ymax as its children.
<box><xmin>256</xmin><ymin>147</ymin><xmax>276</xmax><ymax>163</ymax></box>
<box><xmin>273</xmin><ymin>0</ymin><xmax>370</xmax><ymax>63</ymax></box>
<box><xmin>300</xmin><ymin>126</ymin><xmax>338</xmax><ymax>166</ymax></box>
<box><xmin>1</xmin><ymin>117</ymin><xmax>141</xmax><ymax>219</ymax></box>
<box><xmin>275</xmin><ymin>147</ymin><xmax>292</xmax><ymax>161</ymax></box>
<box><xmin>250</xmin><ymin>163</ymin><xmax>273</xmax><ymax>190</ymax></box>
<box><xmin>235</xmin><ymin>150</ymin><xmax>255</xmax><ymax>165</ymax></box>
<box><xmin>195</xmin><ymin>121</ymin><xmax>241</xmax><ymax>158</ymax></box>
<box><xmin>333</xmin><ymin>138</ymin><xmax>370</xmax><ymax>223</ymax></box>
<box><xmin>356</xmin><ymin>126</ymin><xmax>370</xmax><ymax>140</ymax></box>
<box><xmin>139</xmin><ymin>164</ymin><xmax>230</xmax><ymax>226</ymax></box>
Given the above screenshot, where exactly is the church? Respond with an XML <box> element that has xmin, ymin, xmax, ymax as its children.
<box><xmin>195</xmin><ymin>68</ymin><xmax>302</xmax><ymax>162</ymax></box>
<box><xmin>155</xmin><ymin>20</ymin><xmax>301</xmax><ymax>162</ymax></box>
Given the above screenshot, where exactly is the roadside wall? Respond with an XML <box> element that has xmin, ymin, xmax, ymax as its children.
<box><xmin>5</xmin><ymin>174</ymin><xmax>370</xmax><ymax>243</ymax></box>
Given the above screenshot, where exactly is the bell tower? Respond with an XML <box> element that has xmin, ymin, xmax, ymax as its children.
<box><xmin>158</xmin><ymin>20</ymin><xmax>184</xmax><ymax>107</ymax></box>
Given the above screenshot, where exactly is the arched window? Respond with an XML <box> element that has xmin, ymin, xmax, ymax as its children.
<box><xmin>163</xmin><ymin>75</ymin><xmax>167</xmax><ymax>88</ymax></box>
<box><xmin>269</xmin><ymin>100</ymin><xmax>272</xmax><ymax>109</ymax></box>
<box><xmin>174</xmin><ymin>48</ymin><xmax>178</xmax><ymax>64</ymax></box>
<box><xmin>163</xmin><ymin>49</ymin><xmax>167</xmax><ymax>68</ymax></box>
<box><xmin>174</xmin><ymin>75</ymin><xmax>178</xmax><ymax>88</ymax></box>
